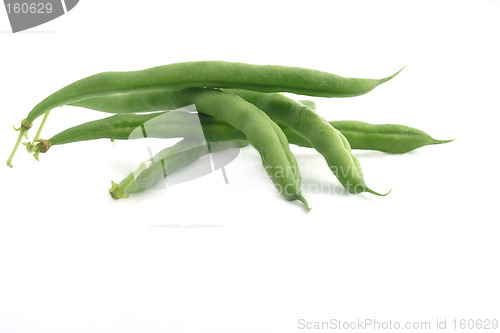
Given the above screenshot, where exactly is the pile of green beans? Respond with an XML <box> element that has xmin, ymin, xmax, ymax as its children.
<box><xmin>7</xmin><ymin>61</ymin><xmax>451</xmax><ymax>210</ymax></box>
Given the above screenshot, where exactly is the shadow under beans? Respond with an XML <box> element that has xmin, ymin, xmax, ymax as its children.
<box><xmin>351</xmin><ymin>149</ymin><xmax>425</xmax><ymax>159</ymax></box>
<box><xmin>300</xmin><ymin>174</ymin><xmax>351</xmax><ymax>197</ymax></box>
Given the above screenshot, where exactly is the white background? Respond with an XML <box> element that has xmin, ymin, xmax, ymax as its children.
<box><xmin>1</xmin><ymin>1</ymin><xmax>499</xmax><ymax>332</ymax></box>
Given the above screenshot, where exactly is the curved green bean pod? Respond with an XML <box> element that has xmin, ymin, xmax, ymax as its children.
<box><xmin>228</xmin><ymin>89</ymin><xmax>384</xmax><ymax>195</ymax></box>
<box><xmin>174</xmin><ymin>88</ymin><xmax>307</xmax><ymax>207</ymax></box>
<box><xmin>29</xmin><ymin>61</ymin><xmax>402</xmax><ymax>121</ymax></box>
<box><xmin>7</xmin><ymin>62</ymin><xmax>403</xmax><ymax>166</ymax></box>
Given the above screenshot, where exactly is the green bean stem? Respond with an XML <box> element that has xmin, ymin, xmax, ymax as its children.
<box><xmin>6</xmin><ymin>119</ymin><xmax>32</xmax><ymax>167</ymax></box>
<box><xmin>6</xmin><ymin>130</ymin><xmax>25</xmax><ymax>168</ymax></box>
<box><xmin>33</xmin><ymin>111</ymin><xmax>50</xmax><ymax>141</ymax></box>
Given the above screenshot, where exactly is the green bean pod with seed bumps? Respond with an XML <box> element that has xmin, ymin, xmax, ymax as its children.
<box><xmin>31</xmin><ymin>108</ymin><xmax>450</xmax><ymax>156</ymax></box>
<box><xmin>28</xmin><ymin>61</ymin><xmax>402</xmax><ymax>121</ymax></box>
<box><xmin>174</xmin><ymin>88</ymin><xmax>307</xmax><ymax>207</ymax></box>
<box><xmin>7</xmin><ymin>61</ymin><xmax>403</xmax><ymax>166</ymax></box>
<box><xmin>228</xmin><ymin>90</ymin><xmax>386</xmax><ymax>195</ymax></box>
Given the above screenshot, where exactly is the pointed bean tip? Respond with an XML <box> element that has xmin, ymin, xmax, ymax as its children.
<box><xmin>381</xmin><ymin>65</ymin><xmax>407</xmax><ymax>83</ymax></box>
<box><xmin>298</xmin><ymin>195</ymin><xmax>311</xmax><ymax>211</ymax></box>
<box><xmin>433</xmin><ymin>138</ymin><xmax>455</xmax><ymax>145</ymax></box>
<box><xmin>366</xmin><ymin>187</ymin><xmax>392</xmax><ymax>197</ymax></box>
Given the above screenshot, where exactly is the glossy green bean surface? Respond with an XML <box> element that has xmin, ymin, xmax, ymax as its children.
<box><xmin>8</xmin><ymin>62</ymin><xmax>402</xmax><ymax>167</ymax></box>
<box><xmin>27</xmin><ymin>61</ymin><xmax>401</xmax><ymax>122</ymax></box>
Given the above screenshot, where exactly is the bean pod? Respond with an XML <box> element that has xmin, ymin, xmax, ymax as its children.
<box><xmin>7</xmin><ymin>61</ymin><xmax>403</xmax><ymax>166</ymax></box>
<box><xmin>228</xmin><ymin>90</ymin><xmax>385</xmax><ymax>195</ymax></box>
<box><xmin>110</xmin><ymin>139</ymin><xmax>247</xmax><ymax>199</ymax></box>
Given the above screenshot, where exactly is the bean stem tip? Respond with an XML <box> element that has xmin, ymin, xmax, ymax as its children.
<box><xmin>6</xmin><ymin>127</ymin><xmax>29</xmax><ymax>168</ymax></box>
<box><xmin>109</xmin><ymin>181</ymin><xmax>129</xmax><ymax>200</ymax></box>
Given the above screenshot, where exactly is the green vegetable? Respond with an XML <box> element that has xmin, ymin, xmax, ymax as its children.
<box><xmin>7</xmin><ymin>61</ymin><xmax>402</xmax><ymax>167</ymax></box>
<box><xmin>327</xmin><ymin>121</ymin><xmax>452</xmax><ymax>154</ymax></box>
<box><xmin>110</xmin><ymin>139</ymin><xmax>247</xmax><ymax>199</ymax></box>
<box><xmin>33</xmin><ymin>106</ymin><xmax>450</xmax><ymax>156</ymax></box>
<box><xmin>229</xmin><ymin>90</ymin><xmax>385</xmax><ymax>195</ymax></box>
<box><xmin>8</xmin><ymin>61</ymin><xmax>453</xmax><ymax>210</ymax></box>
<box><xmin>176</xmin><ymin>88</ymin><xmax>308</xmax><ymax>208</ymax></box>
